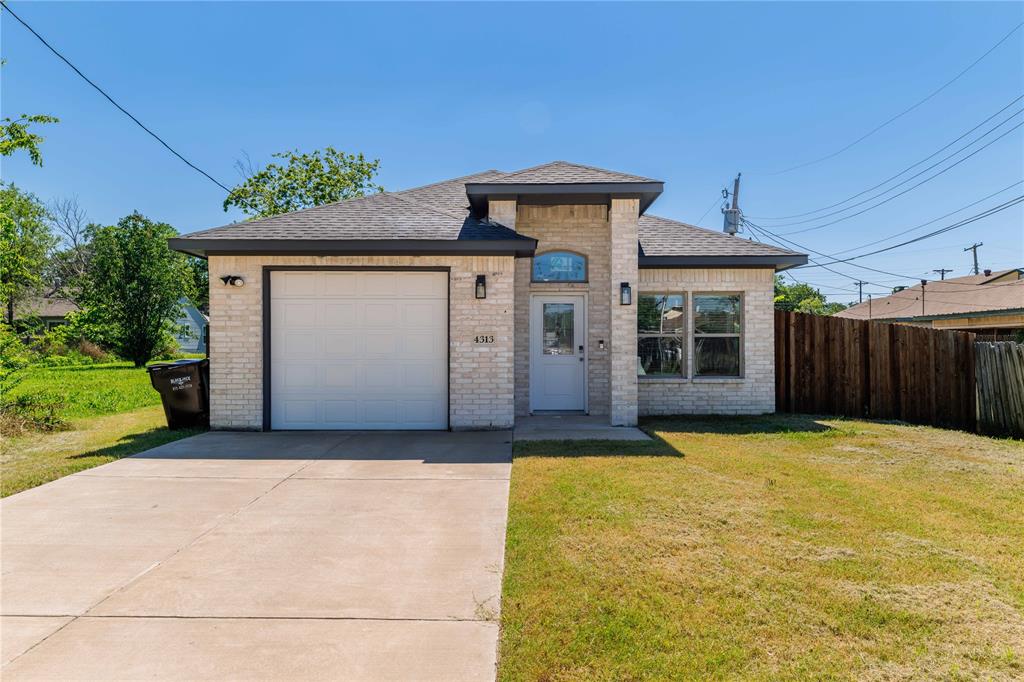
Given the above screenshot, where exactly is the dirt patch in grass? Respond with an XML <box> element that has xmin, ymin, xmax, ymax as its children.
<box><xmin>499</xmin><ymin>416</ymin><xmax>1024</xmax><ymax>681</ymax></box>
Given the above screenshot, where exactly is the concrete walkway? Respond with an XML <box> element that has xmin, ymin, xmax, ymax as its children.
<box><xmin>1</xmin><ymin>430</ymin><xmax>513</xmax><ymax>681</ymax></box>
<box><xmin>514</xmin><ymin>414</ymin><xmax>652</xmax><ymax>441</ymax></box>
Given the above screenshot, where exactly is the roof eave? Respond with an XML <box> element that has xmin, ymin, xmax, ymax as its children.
<box><xmin>638</xmin><ymin>254</ymin><xmax>808</xmax><ymax>271</ymax></box>
<box><xmin>466</xmin><ymin>181</ymin><xmax>664</xmax><ymax>216</ymax></box>
<box><xmin>168</xmin><ymin>237</ymin><xmax>538</xmax><ymax>259</ymax></box>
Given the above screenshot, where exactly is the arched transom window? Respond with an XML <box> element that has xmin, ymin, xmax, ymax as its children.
<box><xmin>532</xmin><ymin>251</ymin><xmax>587</xmax><ymax>283</ymax></box>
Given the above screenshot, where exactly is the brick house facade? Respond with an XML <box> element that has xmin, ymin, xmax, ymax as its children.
<box><xmin>171</xmin><ymin>162</ymin><xmax>805</xmax><ymax>431</ymax></box>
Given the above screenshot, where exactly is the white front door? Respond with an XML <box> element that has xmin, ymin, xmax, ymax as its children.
<box><xmin>270</xmin><ymin>270</ymin><xmax>448</xmax><ymax>430</ymax></box>
<box><xmin>529</xmin><ymin>295</ymin><xmax>586</xmax><ymax>412</ymax></box>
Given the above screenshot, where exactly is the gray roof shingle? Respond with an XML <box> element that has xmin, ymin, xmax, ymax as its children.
<box><xmin>172</xmin><ymin>162</ymin><xmax>804</xmax><ymax>266</ymax></box>
<box><xmin>492</xmin><ymin>160</ymin><xmax>659</xmax><ymax>184</ymax></box>
<box><xmin>637</xmin><ymin>214</ymin><xmax>802</xmax><ymax>259</ymax></box>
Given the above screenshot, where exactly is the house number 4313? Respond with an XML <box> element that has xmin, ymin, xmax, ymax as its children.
<box><xmin>474</xmin><ymin>335</ymin><xmax>495</xmax><ymax>344</ymax></box>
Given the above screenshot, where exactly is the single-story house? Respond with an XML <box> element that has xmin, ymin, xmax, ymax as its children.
<box><xmin>13</xmin><ymin>295</ymin><xmax>208</xmax><ymax>353</ymax></box>
<box><xmin>12</xmin><ymin>295</ymin><xmax>79</xmax><ymax>331</ymax></box>
<box><xmin>169</xmin><ymin>161</ymin><xmax>807</xmax><ymax>431</ymax></box>
<box><xmin>836</xmin><ymin>268</ymin><xmax>1023</xmax><ymax>341</ymax></box>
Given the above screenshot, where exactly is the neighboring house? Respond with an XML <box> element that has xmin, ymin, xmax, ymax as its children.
<box><xmin>13</xmin><ymin>294</ymin><xmax>208</xmax><ymax>353</ymax></box>
<box><xmin>174</xmin><ymin>298</ymin><xmax>209</xmax><ymax>354</ymax></box>
<box><xmin>169</xmin><ymin>161</ymin><xmax>807</xmax><ymax>431</ymax></box>
<box><xmin>13</xmin><ymin>295</ymin><xmax>79</xmax><ymax>330</ymax></box>
<box><xmin>836</xmin><ymin>268</ymin><xmax>1023</xmax><ymax>340</ymax></box>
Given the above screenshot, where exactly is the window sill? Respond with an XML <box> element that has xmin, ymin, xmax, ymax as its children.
<box><xmin>691</xmin><ymin>376</ymin><xmax>745</xmax><ymax>383</ymax></box>
<box><xmin>638</xmin><ymin>375</ymin><xmax>689</xmax><ymax>383</ymax></box>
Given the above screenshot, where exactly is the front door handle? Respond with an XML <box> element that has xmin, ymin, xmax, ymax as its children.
<box><xmin>579</xmin><ymin>345</ymin><xmax>584</xmax><ymax>361</ymax></box>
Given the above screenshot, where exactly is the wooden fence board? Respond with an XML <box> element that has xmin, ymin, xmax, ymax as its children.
<box><xmin>774</xmin><ymin>311</ymin><xmax>981</xmax><ymax>432</ymax></box>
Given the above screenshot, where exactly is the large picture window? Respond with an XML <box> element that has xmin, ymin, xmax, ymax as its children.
<box><xmin>637</xmin><ymin>293</ymin><xmax>685</xmax><ymax>376</ymax></box>
<box><xmin>532</xmin><ymin>251</ymin><xmax>587</xmax><ymax>282</ymax></box>
<box><xmin>693</xmin><ymin>294</ymin><xmax>742</xmax><ymax>376</ymax></box>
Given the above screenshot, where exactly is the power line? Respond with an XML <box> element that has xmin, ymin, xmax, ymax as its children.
<box><xmin>748</xmin><ymin>94</ymin><xmax>1024</xmax><ymax>220</ymax></box>
<box><xmin>784</xmin><ymin>195</ymin><xmax>1024</xmax><ymax>268</ymax></box>
<box><xmin>824</xmin><ymin>180</ymin><xmax>1022</xmax><ymax>256</ymax></box>
<box><xmin>761</xmin><ymin>21</ymin><xmax>1024</xmax><ymax>176</ymax></box>
<box><xmin>0</xmin><ymin>0</ymin><xmax>231</xmax><ymax>193</ymax></box>
<box><xmin>745</xmin><ymin>219</ymin><xmax>916</xmax><ymax>281</ymax></box>
<box><xmin>778</xmin><ymin>122</ymin><xmax>1019</xmax><ymax>236</ymax></box>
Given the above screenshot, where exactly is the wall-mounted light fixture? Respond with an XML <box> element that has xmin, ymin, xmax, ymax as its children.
<box><xmin>220</xmin><ymin>275</ymin><xmax>245</xmax><ymax>287</ymax></box>
<box><xmin>475</xmin><ymin>275</ymin><xmax>487</xmax><ymax>299</ymax></box>
<box><xmin>620</xmin><ymin>281</ymin><xmax>632</xmax><ymax>305</ymax></box>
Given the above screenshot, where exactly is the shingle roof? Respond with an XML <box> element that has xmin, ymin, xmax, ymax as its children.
<box><xmin>180</xmin><ymin>184</ymin><xmax>524</xmax><ymax>243</ymax></box>
<box><xmin>836</xmin><ymin>272</ymin><xmax>1024</xmax><ymax>321</ymax></box>
<box><xmin>638</xmin><ymin>214</ymin><xmax>803</xmax><ymax>259</ymax></box>
<box><xmin>493</xmin><ymin>161</ymin><xmax>659</xmax><ymax>184</ymax></box>
<box><xmin>172</xmin><ymin>161</ymin><xmax>804</xmax><ymax>267</ymax></box>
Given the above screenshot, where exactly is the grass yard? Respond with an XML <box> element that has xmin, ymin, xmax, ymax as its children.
<box><xmin>11</xmin><ymin>361</ymin><xmax>166</xmax><ymax>418</ymax></box>
<box><xmin>2</xmin><ymin>361</ymin><xmax>203</xmax><ymax>497</ymax></box>
<box><xmin>500</xmin><ymin>416</ymin><xmax>1024</xmax><ymax>681</ymax></box>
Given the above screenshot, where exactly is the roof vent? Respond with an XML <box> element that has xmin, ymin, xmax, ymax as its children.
<box><xmin>983</xmin><ymin>269</ymin><xmax>992</xmax><ymax>276</ymax></box>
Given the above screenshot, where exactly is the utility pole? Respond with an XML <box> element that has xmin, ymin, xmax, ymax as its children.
<box><xmin>722</xmin><ymin>173</ymin><xmax>742</xmax><ymax>234</ymax></box>
<box><xmin>933</xmin><ymin>268</ymin><xmax>953</xmax><ymax>280</ymax></box>
<box><xmin>854</xmin><ymin>280</ymin><xmax>868</xmax><ymax>304</ymax></box>
<box><xmin>964</xmin><ymin>243</ymin><xmax>983</xmax><ymax>275</ymax></box>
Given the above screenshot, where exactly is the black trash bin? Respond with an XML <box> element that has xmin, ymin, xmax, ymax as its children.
<box><xmin>147</xmin><ymin>359</ymin><xmax>210</xmax><ymax>429</ymax></box>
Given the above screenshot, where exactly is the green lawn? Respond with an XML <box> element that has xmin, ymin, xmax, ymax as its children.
<box><xmin>2</xmin><ymin>361</ymin><xmax>204</xmax><ymax>497</ymax></box>
<box><xmin>500</xmin><ymin>416</ymin><xmax>1024</xmax><ymax>681</ymax></box>
<box><xmin>11</xmin><ymin>361</ymin><xmax>165</xmax><ymax>419</ymax></box>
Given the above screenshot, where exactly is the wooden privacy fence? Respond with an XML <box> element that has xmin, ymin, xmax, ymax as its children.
<box><xmin>774</xmin><ymin>311</ymin><xmax>978</xmax><ymax>431</ymax></box>
<box><xmin>975</xmin><ymin>342</ymin><xmax>1024</xmax><ymax>437</ymax></box>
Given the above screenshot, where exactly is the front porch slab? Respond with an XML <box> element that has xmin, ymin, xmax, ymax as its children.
<box><xmin>514</xmin><ymin>415</ymin><xmax>652</xmax><ymax>441</ymax></box>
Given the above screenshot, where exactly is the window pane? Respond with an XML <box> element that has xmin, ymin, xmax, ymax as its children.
<box><xmin>694</xmin><ymin>337</ymin><xmax>740</xmax><ymax>376</ymax></box>
<box><xmin>542</xmin><ymin>303</ymin><xmax>574</xmax><ymax>355</ymax></box>
<box><xmin>637</xmin><ymin>336</ymin><xmax>684</xmax><ymax>376</ymax></box>
<box><xmin>638</xmin><ymin>294</ymin><xmax>685</xmax><ymax>333</ymax></box>
<box><xmin>533</xmin><ymin>252</ymin><xmax>586</xmax><ymax>282</ymax></box>
<box><xmin>694</xmin><ymin>295</ymin><xmax>741</xmax><ymax>334</ymax></box>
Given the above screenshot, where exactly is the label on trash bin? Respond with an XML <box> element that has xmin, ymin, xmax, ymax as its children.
<box><xmin>170</xmin><ymin>375</ymin><xmax>193</xmax><ymax>392</ymax></box>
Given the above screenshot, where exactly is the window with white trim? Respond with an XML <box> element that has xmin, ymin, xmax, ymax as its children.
<box><xmin>637</xmin><ymin>293</ymin><xmax>685</xmax><ymax>376</ymax></box>
<box><xmin>693</xmin><ymin>294</ymin><xmax>742</xmax><ymax>376</ymax></box>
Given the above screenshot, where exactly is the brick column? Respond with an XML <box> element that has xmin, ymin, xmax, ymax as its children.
<box><xmin>609</xmin><ymin>197</ymin><xmax>639</xmax><ymax>425</ymax></box>
<box><xmin>488</xmin><ymin>198</ymin><xmax>517</xmax><ymax>231</ymax></box>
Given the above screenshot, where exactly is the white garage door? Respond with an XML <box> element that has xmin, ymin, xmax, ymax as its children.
<box><xmin>270</xmin><ymin>270</ymin><xmax>448</xmax><ymax>430</ymax></box>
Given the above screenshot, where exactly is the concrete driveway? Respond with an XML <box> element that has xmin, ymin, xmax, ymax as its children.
<box><xmin>1</xmin><ymin>430</ymin><xmax>512</xmax><ymax>681</ymax></box>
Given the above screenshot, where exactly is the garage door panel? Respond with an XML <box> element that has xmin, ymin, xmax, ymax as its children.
<box><xmin>275</xmin><ymin>332</ymin><xmax>318</xmax><ymax>358</ymax></box>
<box><xmin>322</xmin><ymin>302</ymin><xmax>357</xmax><ymax>326</ymax></box>
<box><xmin>322</xmin><ymin>364</ymin><xmax>357</xmax><ymax>389</ymax></box>
<box><xmin>322</xmin><ymin>332</ymin><xmax>358</xmax><ymax>358</ymax></box>
<box><xmin>363</xmin><ymin>332</ymin><xmax>399</xmax><ymax>357</ymax></box>
<box><xmin>270</xmin><ymin>271</ymin><xmax>447</xmax><ymax>430</ymax></box>
<box><xmin>320</xmin><ymin>272</ymin><xmax>359</xmax><ymax>296</ymax></box>
<box><xmin>277</xmin><ymin>272</ymin><xmax>318</xmax><ymax>297</ymax></box>
<box><xmin>322</xmin><ymin>400</ymin><xmax>358</xmax><ymax>423</ymax></box>
<box><xmin>278</xmin><ymin>301</ymin><xmax>317</xmax><ymax>327</ymax></box>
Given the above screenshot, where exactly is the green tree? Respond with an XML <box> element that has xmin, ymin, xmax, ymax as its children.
<box><xmin>0</xmin><ymin>184</ymin><xmax>56</xmax><ymax>325</ymax></box>
<box><xmin>82</xmin><ymin>213</ymin><xmax>190</xmax><ymax>367</ymax></box>
<box><xmin>185</xmin><ymin>257</ymin><xmax>209</xmax><ymax>313</ymax></box>
<box><xmin>0</xmin><ymin>61</ymin><xmax>59</xmax><ymax>166</ymax></box>
<box><xmin>774</xmin><ymin>276</ymin><xmax>849</xmax><ymax>315</ymax></box>
<box><xmin>223</xmin><ymin>147</ymin><xmax>383</xmax><ymax>218</ymax></box>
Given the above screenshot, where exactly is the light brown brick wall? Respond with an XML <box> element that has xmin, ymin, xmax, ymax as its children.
<box><xmin>513</xmin><ymin>203</ymin><xmax>612</xmax><ymax>417</ymax></box>
<box><xmin>207</xmin><ymin>255</ymin><xmax>515</xmax><ymax>430</ymax></box>
<box><xmin>609</xmin><ymin>198</ymin><xmax>640</xmax><ymax>425</ymax></box>
<box><xmin>637</xmin><ymin>267</ymin><xmax>775</xmax><ymax>415</ymax></box>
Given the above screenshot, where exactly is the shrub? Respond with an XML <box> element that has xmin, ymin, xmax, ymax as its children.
<box><xmin>0</xmin><ymin>392</ymin><xmax>66</xmax><ymax>436</ymax></box>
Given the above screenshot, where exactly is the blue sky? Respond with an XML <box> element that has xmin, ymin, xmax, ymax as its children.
<box><xmin>3</xmin><ymin>1</ymin><xmax>1022</xmax><ymax>302</ymax></box>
